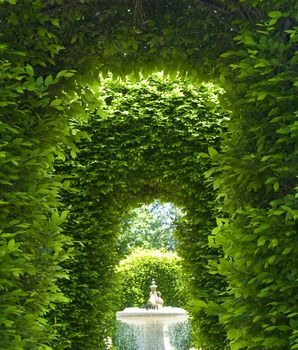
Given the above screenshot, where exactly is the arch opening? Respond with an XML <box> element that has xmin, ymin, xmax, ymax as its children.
<box><xmin>51</xmin><ymin>75</ymin><xmax>228</xmax><ymax>349</ymax></box>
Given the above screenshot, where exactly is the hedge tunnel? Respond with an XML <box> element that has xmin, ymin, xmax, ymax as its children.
<box><xmin>52</xmin><ymin>77</ymin><xmax>228</xmax><ymax>349</ymax></box>
<box><xmin>1</xmin><ymin>1</ymin><xmax>298</xmax><ymax>350</ymax></box>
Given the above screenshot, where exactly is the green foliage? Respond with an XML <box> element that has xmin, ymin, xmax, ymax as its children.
<box><xmin>2</xmin><ymin>0</ymin><xmax>298</xmax><ymax>349</ymax></box>
<box><xmin>0</xmin><ymin>1</ymin><xmax>76</xmax><ymax>348</ymax></box>
<box><xmin>53</xmin><ymin>76</ymin><xmax>227</xmax><ymax>349</ymax></box>
<box><xmin>46</xmin><ymin>0</ymin><xmax>239</xmax><ymax>80</ymax></box>
<box><xmin>118</xmin><ymin>200</ymin><xmax>181</xmax><ymax>256</ymax></box>
<box><xmin>175</xmin><ymin>204</ymin><xmax>230</xmax><ymax>350</ymax></box>
<box><xmin>116</xmin><ymin>248</ymin><xmax>186</xmax><ymax>309</ymax></box>
<box><xmin>209</xmin><ymin>4</ymin><xmax>298</xmax><ymax>349</ymax></box>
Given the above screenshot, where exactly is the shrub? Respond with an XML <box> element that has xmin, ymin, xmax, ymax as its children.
<box><xmin>116</xmin><ymin>248</ymin><xmax>187</xmax><ymax>309</ymax></box>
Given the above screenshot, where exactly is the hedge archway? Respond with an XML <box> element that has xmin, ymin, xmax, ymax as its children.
<box><xmin>53</xmin><ymin>76</ymin><xmax>228</xmax><ymax>349</ymax></box>
<box><xmin>1</xmin><ymin>1</ymin><xmax>298</xmax><ymax>350</ymax></box>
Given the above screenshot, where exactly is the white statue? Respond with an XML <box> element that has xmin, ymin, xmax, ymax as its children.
<box><xmin>156</xmin><ymin>291</ymin><xmax>164</xmax><ymax>309</ymax></box>
<box><xmin>147</xmin><ymin>279</ymin><xmax>163</xmax><ymax>309</ymax></box>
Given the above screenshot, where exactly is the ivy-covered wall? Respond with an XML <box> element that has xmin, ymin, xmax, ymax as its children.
<box><xmin>1</xmin><ymin>1</ymin><xmax>297</xmax><ymax>350</ymax></box>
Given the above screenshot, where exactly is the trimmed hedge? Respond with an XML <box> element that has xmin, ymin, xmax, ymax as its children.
<box><xmin>207</xmin><ymin>7</ymin><xmax>298</xmax><ymax>349</ymax></box>
<box><xmin>116</xmin><ymin>248</ymin><xmax>186</xmax><ymax>309</ymax></box>
<box><xmin>1</xmin><ymin>1</ymin><xmax>297</xmax><ymax>349</ymax></box>
<box><xmin>0</xmin><ymin>2</ymin><xmax>76</xmax><ymax>349</ymax></box>
<box><xmin>53</xmin><ymin>76</ymin><xmax>228</xmax><ymax>349</ymax></box>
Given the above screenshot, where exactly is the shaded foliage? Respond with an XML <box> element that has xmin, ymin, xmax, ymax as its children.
<box><xmin>206</xmin><ymin>7</ymin><xmax>298</xmax><ymax>349</ymax></box>
<box><xmin>0</xmin><ymin>2</ymin><xmax>76</xmax><ymax>349</ymax></box>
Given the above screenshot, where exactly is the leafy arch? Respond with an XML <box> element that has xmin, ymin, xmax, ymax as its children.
<box><xmin>1</xmin><ymin>1</ymin><xmax>298</xmax><ymax>350</ymax></box>
<box><xmin>54</xmin><ymin>76</ymin><xmax>228</xmax><ymax>349</ymax></box>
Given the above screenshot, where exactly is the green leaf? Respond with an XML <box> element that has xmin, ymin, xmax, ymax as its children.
<box><xmin>208</xmin><ymin>236</ymin><xmax>216</xmax><ymax>247</ymax></box>
<box><xmin>194</xmin><ymin>300</ymin><xmax>208</xmax><ymax>309</ymax></box>
<box><xmin>273</xmin><ymin>181</ymin><xmax>279</xmax><ymax>192</ymax></box>
<box><xmin>50</xmin><ymin>18</ymin><xmax>60</xmax><ymax>27</ymax></box>
<box><xmin>268</xmin><ymin>11</ymin><xmax>282</xmax><ymax>19</ymax></box>
<box><xmin>254</xmin><ymin>223</ymin><xmax>270</xmax><ymax>233</ymax></box>
<box><xmin>270</xmin><ymin>238</ymin><xmax>278</xmax><ymax>247</ymax></box>
<box><xmin>253</xmin><ymin>315</ymin><xmax>262</xmax><ymax>323</ymax></box>
<box><xmin>50</xmin><ymin>99</ymin><xmax>62</xmax><ymax>107</ymax></box>
<box><xmin>267</xmin><ymin>255</ymin><xmax>276</xmax><ymax>264</ymax></box>
<box><xmin>257</xmin><ymin>237</ymin><xmax>266</xmax><ymax>246</ymax></box>
<box><xmin>70</xmin><ymin>149</ymin><xmax>76</xmax><ymax>159</ymax></box>
<box><xmin>7</xmin><ymin>239</ymin><xmax>16</xmax><ymax>252</ymax></box>
<box><xmin>56</xmin><ymin>70</ymin><xmax>76</xmax><ymax>79</ymax></box>
<box><xmin>25</xmin><ymin>64</ymin><xmax>34</xmax><ymax>77</ymax></box>
<box><xmin>204</xmin><ymin>167</ymin><xmax>216</xmax><ymax>178</ymax></box>
<box><xmin>44</xmin><ymin>74</ymin><xmax>53</xmax><ymax>86</ymax></box>
<box><xmin>282</xmin><ymin>247</ymin><xmax>292</xmax><ymax>255</ymax></box>
<box><xmin>198</xmin><ymin>152</ymin><xmax>210</xmax><ymax>159</ymax></box>
<box><xmin>208</xmin><ymin>147</ymin><xmax>218</xmax><ymax>158</ymax></box>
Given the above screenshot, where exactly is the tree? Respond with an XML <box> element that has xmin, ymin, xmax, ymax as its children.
<box><xmin>117</xmin><ymin>200</ymin><xmax>182</xmax><ymax>256</ymax></box>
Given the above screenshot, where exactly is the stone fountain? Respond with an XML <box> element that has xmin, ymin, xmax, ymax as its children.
<box><xmin>116</xmin><ymin>279</ymin><xmax>188</xmax><ymax>350</ymax></box>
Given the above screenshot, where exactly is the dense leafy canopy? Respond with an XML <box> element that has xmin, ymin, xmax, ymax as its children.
<box><xmin>207</xmin><ymin>8</ymin><xmax>298</xmax><ymax>349</ymax></box>
<box><xmin>0</xmin><ymin>0</ymin><xmax>298</xmax><ymax>349</ymax></box>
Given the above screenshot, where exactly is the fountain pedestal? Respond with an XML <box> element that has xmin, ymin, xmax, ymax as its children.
<box><xmin>116</xmin><ymin>307</ymin><xmax>188</xmax><ymax>350</ymax></box>
<box><xmin>143</xmin><ymin>324</ymin><xmax>164</xmax><ymax>350</ymax></box>
<box><xmin>116</xmin><ymin>279</ymin><xmax>188</xmax><ymax>349</ymax></box>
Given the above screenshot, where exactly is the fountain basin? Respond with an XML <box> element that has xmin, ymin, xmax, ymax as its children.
<box><xmin>116</xmin><ymin>306</ymin><xmax>188</xmax><ymax>325</ymax></box>
<box><xmin>116</xmin><ymin>280</ymin><xmax>188</xmax><ymax>349</ymax></box>
<box><xmin>116</xmin><ymin>307</ymin><xmax>188</xmax><ymax>350</ymax></box>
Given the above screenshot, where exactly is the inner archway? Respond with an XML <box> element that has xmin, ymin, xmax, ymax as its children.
<box><xmin>53</xmin><ymin>75</ymin><xmax>228</xmax><ymax>349</ymax></box>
